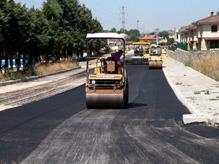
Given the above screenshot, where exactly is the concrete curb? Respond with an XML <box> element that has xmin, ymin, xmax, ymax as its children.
<box><xmin>163</xmin><ymin>57</ymin><xmax>219</xmax><ymax>127</ymax></box>
<box><xmin>0</xmin><ymin>66</ymin><xmax>82</xmax><ymax>87</ymax></box>
<box><xmin>183</xmin><ymin>114</ymin><xmax>219</xmax><ymax>127</ymax></box>
<box><xmin>163</xmin><ymin>66</ymin><xmax>198</xmax><ymax>114</ymax></box>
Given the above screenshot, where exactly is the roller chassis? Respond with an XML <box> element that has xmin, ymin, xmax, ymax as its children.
<box><xmin>148</xmin><ymin>46</ymin><xmax>163</xmax><ymax>69</ymax></box>
<box><xmin>86</xmin><ymin>72</ymin><xmax>128</xmax><ymax>108</ymax></box>
<box><xmin>86</xmin><ymin>33</ymin><xmax>129</xmax><ymax>109</ymax></box>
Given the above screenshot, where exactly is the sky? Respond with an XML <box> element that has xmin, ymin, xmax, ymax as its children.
<box><xmin>15</xmin><ymin>0</ymin><xmax>219</xmax><ymax>32</ymax></box>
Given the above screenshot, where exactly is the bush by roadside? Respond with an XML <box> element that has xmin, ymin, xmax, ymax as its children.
<box><xmin>0</xmin><ymin>68</ymin><xmax>34</xmax><ymax>82</ymax></box>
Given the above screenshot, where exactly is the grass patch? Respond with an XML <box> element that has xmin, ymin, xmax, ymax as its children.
<box><xmin>1</xmin><ymin>71</ymin><xmax>25</xmax><ymax>81</ymax></box>
<box><xmin>182</xmin><ymin>55</ymin><xmax>219</xmax><ymax>81</ymax></box>
<box><xmin>0</xmin><ymin>60</ymin><xmax>78</xmax><ymax>82</ymax></box>
<box><xmin>205</xmin><ymin>90</ymin><xmax>210</xmax><ymax>95</ymax></box>
<box><xmin>194</xmin><ymin>90</ymin><xmax>211</xmax><ymax>95</ymax></box>
<box><xmin>176</xmin><ymin>82</ymin><xmax>182</xmax><ymax>85</ymax></box>
<box><xmin>191</xmin><ymin>55</ymin><xmax>219</xmax><ymax>81</ymax></box>
<box><xmin>209</xmin><ymin>98</ymin><xmax>219</xmax><ymax>101</ymax></box>
<box><xmin>184</xmin><ymin>60</ymin><xmax>193</xmax><ymax>67</ymax></box>
<box><xmin>0</xmin><ymin>74</ymin><xmax>4</xmax><ymax>81</ymax></box>
<box><xmin>35</xmin><ymin>61</ymin><xmax>78</xmax><ymax>76</ymax></box>
<box><xmin>194</xmin><ymin>91</ymin><xmax>201</xmax><ymax>95</ymax></box>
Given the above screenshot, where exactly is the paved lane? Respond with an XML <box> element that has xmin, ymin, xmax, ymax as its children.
<box><xmin>0</xmin><ymin>65</ymin><xmax>218</xmax><ymax>164</ymax></box>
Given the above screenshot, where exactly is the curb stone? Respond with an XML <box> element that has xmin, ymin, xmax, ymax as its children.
<box><xmin>163</xmin><ymin>57</ymin><xmax>219</xmax><ymax>127</ymax></box>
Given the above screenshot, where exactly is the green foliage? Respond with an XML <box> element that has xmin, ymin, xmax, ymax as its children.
<box><xmin>167</xmin><ymin>38</ymin><xmax>175</xmax><ymax>45</ymax></box>
<box><xmin>0</xmin><ymin>0</ymin><xmax>103</xmax><ymax>70</ymax></box>
<box><xmin>109</xmin><ymin>27</ymin><xmax>140</xmax><ymax>42</ymax></box>
<box><xmin>184</xmin><ymin>60</ymin><xmax>193</xmax><ymax>67</ymax></box>
<box><xmin>158</xmin><ymin>31</ymin><xmax>169</xmax><ymax>39</ymax></box>
<box><xmin>127</xmin><ymin>29</ymin><xmax>140</xmax><ymax>42</ymax></box>
<box><xmin>110</xmin><ymin>28</ymin><xmax>117</xmax><ymax>32</ymax></box>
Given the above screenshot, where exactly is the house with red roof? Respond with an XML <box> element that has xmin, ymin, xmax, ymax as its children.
<box><xmin>178</xmin><ymin>12</ymin><xmax>219</xmax><ymax>50</ymax></box>
<box><xmin>140</xmin><ymin>35</ymin><xmax>157</xmax><ymax>43</ymax></box>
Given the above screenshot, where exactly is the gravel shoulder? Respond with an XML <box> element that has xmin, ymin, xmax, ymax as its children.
<box><xmin>163</xmin><ymin>57</ymin><xmax>219</xmax><ymax>126</ymax></box>
<box><xmin>0</xmin><ymin>66</ymin><xmax>87</xmax><ymax>112</ymax></box>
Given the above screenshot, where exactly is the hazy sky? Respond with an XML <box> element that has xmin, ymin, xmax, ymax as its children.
<box><xmin>15</xmin><ymin>0</ymin><xmax>219</xmax><ymax>32</ymax></box>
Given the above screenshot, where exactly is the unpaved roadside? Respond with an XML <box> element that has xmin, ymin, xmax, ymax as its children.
<box><xmin>0</xmin><ymin>69</ymin><xmax>86</xmax><ymax>111</ymax></box>
<box><xmin>163</xmin><ymin>57</ymin><xmax>219</xmax><ymax>126</ymax></box>
<box><xmin>0</xmin><ymin>60</ymin><xmax>94</xmax><ymax>111</ymax></box>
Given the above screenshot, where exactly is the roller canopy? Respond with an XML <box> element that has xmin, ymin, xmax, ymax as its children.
<box><xmin>86</xmin><ymin>33</ymin><xmax>128</xmax><ymax>40</ymax></box>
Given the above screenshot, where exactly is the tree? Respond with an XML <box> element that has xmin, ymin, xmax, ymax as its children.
<box><xmin>0</xmin><ymin>0</ymin><xmax>103</xmax><ymax>71</ymax></box>
<box><xmin>127</xmin><ymin>29</ymin><xmax>140</xmax><ymax>42</ymax></box>
<box><xmin>110</xmin><ymin>27</ymin><xmax>117</xmax><ymax>33</ymax></box>
<box><xmin>158</xmin><ymin>31</ymin><xmax>169</xmax><ymax>39</ymax></box>
<box><xmin>167</xmin><ymin>38</ymin><xmax>175</xmax><ymax>45</ymax></box>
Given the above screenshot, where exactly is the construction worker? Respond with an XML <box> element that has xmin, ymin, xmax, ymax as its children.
<box><xmin>111</xmin><ymin>50</ymin><xmax>123</xmax><ymax>65</ymax></box>
<box><xmin>111</xmin><ymin>50</ymin><xmax>123</xmax><ymax>73</ymax></box>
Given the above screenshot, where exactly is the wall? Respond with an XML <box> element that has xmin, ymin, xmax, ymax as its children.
<box><xmin>202</xmin><ymin>25</ymin><xmax>219</xmax><ymax>38</ymax></box>
<box><xmin>168</xmin><ymin>48</ymin><xmax>219</xmax><ymax>63</ymax></box>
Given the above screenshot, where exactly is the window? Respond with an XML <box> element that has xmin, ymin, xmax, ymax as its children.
<box><xmin>211</xmin><ymin>25</ymin><xmax>218</xmax><ymax>32</ymax></box>
<box><xmin>210</xmin><ymin>40</ymin><xmax>219</xmax><ymax>49</ymax></box>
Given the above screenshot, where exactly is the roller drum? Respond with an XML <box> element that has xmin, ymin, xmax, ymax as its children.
<box><xmin>86</xmin><ymin>89</ymin><xmax>128</xmax><ymax>109</ymax></box>
<box><xmin>86</xmin><ymin>93</ymin><xmax>122</xmax><ymax>108</ymax></box>
<box><xmin>149</xmin><ymin>61</ymin><xmax>162</xmax><ymax>69</ymax></box>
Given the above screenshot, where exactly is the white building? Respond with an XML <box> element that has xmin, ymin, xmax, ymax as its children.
<box><xmin>178</xmin><ymin>12</ymin><xmax>219</xmax><ymax>50</ymax></box>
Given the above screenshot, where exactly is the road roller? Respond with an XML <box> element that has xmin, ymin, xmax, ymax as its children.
<box><xmin>126</xmin><ymin>41</ymin><xmax>150</xmax><ymax>64</ymax></box>
<box><xmin>86</xmin><ymin>33</ymin><xmax>129</xmax><ymax>109</ymax></box>
<box><xmin>148</xmin><ymin>44</ymin><xmax>163</xmax><ymax>69</ymax></box>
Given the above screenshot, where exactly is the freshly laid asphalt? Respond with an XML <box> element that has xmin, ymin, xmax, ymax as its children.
<box><xmin>0</xmin><ymin>64</ymin><xmax>218</xmax><ymax>164</ymax></box>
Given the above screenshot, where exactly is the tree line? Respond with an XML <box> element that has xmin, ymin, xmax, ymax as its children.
<box><xmin>0</xmin><ymin>0</ymin><xmax>103</xmax><ymax>71</ymax></box>
<box><xmin>109</xmin><ymin>28</ymin><xmax>140</xmax><ymax>42</ymax></box>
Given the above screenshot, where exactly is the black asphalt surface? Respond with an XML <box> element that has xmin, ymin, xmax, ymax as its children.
<box><xmin>0</xmin><ymin>65</ymin><xmax>219</xmax><ymax>164</ymax></box>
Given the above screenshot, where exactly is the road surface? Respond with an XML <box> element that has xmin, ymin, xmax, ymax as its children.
<box><xmin>0</xmin><ymin>65</ymin><xmax>218</xmax><ymax>164</ymax></box>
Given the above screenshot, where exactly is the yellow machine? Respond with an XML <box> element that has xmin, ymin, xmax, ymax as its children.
<box><xmin>143</xmin><ymin>43</ymin><xmax>151</xmax><ymax>63</ymax></box>
<box><xmin>86</xmin><ymin>33</ymin><xmax>129</xmax><ymax>108</ymax></box>
<box><xmin>161</xmin><ymin>48</ymin><xmax>168</xmax><ymax>59</ymax></box>
<box><xmin>126</xmin><ymin>41</ymin><xmax>150</xmax><ymax>64</ymax></box>
<box><xmin>148</xmin><ymin>45</ymin><xmax>163</xmax><ymax>69</ymax></box>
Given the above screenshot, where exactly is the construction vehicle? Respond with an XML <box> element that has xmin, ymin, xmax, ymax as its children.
<box><xmin>126</xmin><ymin>41</ymin><xmax>150</xmax><ymax>64</ymax></box>
<box><xmin>148</xmin><ymin>44</ymin><xmax>163</xmax><ymax>69</ymax></box>
<box><xmin>143</xmin><ymin>43</ymin><xmax>151</xmax><ymax>63</ymax></box>
<box><xmin>86</xmin><ymin>33</ymin><xmax>129</xmax><ymax>108</ymax></box>
<box><xmin>161</xmin><ymin>47</ymin><xmax>168</xmax><ymax>59</ymax></box>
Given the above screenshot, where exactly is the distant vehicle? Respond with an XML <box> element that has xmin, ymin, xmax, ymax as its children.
<box><xmin>161</xmin><ymin>47</ymin><xmax>168</xmax><ymax>59</ymax></box>
<box><xmin>126</xmin><ymin>41</ymin><xmax>150</xmax><ymax>64</ymax></box>
<box><xmin>148</xmin><ymin>45</ymin><xmax>163</xmax><ymax>69</ymax></box>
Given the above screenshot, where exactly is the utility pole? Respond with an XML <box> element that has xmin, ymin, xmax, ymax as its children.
<box><xmin>155</xmin><ymin>28</ymin><xmax>159</xmax><ymax>45</ymax></box>
<box><xmin>121</xmin><ymin>6</ymin><xmax>126</xmax><ymax>33</ymax></box>
<box><xmin>137</xmin><ymin>20</ymin><xmax>140</xmax><ymax>32</ymax></box>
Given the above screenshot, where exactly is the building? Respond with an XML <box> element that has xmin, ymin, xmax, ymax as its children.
<box><xmin>178</xmin><ymin>12</ymin><xmax>219</xmax><ymax>50</ymax></box>
<box><xmin>139</xmin><ymin>35</ymin><xmax>157</xmax><ymax>43</ymax></box>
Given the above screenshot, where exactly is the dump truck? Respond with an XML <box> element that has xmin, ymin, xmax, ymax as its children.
<box><xmin>86</xmin><ymin>33</ymin><xmax>129</xmax><ymax>108</ymax></box>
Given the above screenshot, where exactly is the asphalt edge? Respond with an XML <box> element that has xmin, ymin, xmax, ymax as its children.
<box><xmin>163</xmin><ymin>57</ymin><xmax>219</xmax><ymax>127</ymax></box>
